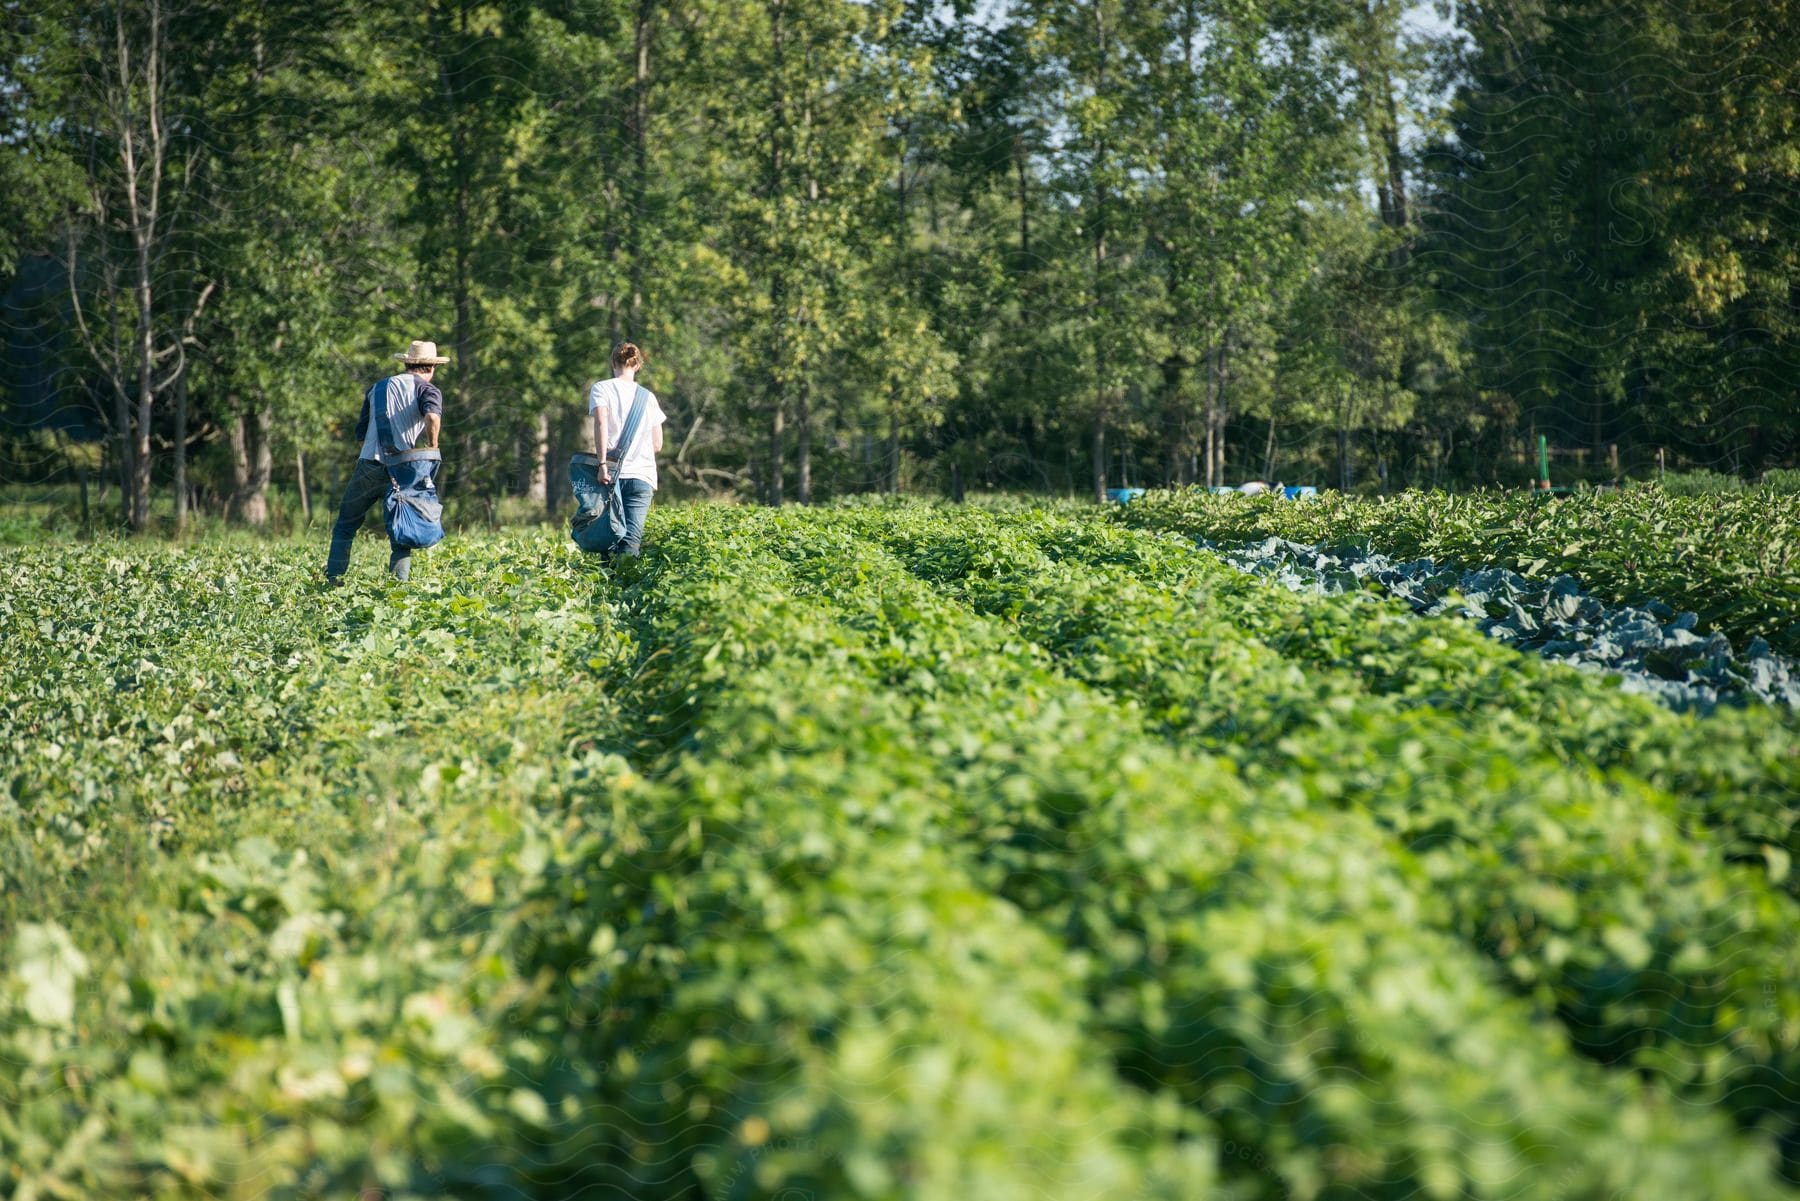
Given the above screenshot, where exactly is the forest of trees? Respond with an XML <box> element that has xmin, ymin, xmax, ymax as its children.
<box><xmin>2</xmin><ymin>0</ymin><xmax>1795</xmax><ymax>528</ymax></box>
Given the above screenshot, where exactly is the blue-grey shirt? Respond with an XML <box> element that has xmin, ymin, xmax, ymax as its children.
<box><xmin>355</xmin><ymin>373</ymin><xmax>443</xmax><ymax>462</ymax></box>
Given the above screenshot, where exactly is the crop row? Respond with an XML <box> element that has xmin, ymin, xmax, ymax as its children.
<box><xmin>1113</xmin><ymin>487</ymin><xmax>1800</xmax><ymax>655</ymax></box>
<box><xmin>823</xmin><ymin>503</ymin><xmax>1800</xmax><ymax>1163</ymax></box>
<box><xmin>641</xmin><ymin>506</ymin><xmax>1790</xmax><ymax>1198</ymax></box>
<box><xmin>970</xmin><ymin>506</ymin><xmax>1799</xmax><ymax>881</ymax></box>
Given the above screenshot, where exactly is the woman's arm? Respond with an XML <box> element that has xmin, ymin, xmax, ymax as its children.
<box><xmin>594</xmin><ymin>403</ymin><xmax>611</xmax><ymax>481</ymax></box>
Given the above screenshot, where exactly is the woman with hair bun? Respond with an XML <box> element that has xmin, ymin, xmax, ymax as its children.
<box><xmin>580</xmin><ymin>341</ymin><xmax>665</xmax><ymax>557</ymax></box>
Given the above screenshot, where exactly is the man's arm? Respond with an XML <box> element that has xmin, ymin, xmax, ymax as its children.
<box><xmin>354</xmin><ymin>389</ymin><xmax>371</xmax><ymax>443</ymax></box>
<box><xmin>652</xmin><ymin>423</ymin><xmax>664</xmax><ymax>453</ymax></box>
<box><xmin>419</xmin><ymin>382</ymin><xmax>443</xmax><ymax>449</ymax></box>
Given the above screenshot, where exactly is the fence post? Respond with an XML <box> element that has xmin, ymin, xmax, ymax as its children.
<box><xmin>79</xmin><ymin>469</ymin><xmax>91</xmax><ymax>536</ymax></box>
<box><xmin>296</xmin><ymin>450</ymin><xmax>312</xmax><ymax>525</ymax></box>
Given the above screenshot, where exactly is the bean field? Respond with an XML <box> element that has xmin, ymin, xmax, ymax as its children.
<box><xmin>2</xmin><ymin>495</ymin><xmax>1798</xmax><ymax>1200</ymax></box>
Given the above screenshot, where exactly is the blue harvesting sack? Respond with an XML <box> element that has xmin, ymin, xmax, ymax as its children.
<box><xmin>569</xmin><ymin>455</ymin><xmax>628</xmax><ymax>552</ymax></box>
<box><xmin>384</xmin><ymin>450</ymin><xmax>445</xmax><ymax>550</ymax></box>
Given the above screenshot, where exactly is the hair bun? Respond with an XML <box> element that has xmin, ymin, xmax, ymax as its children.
<box><xmin>612</xmin><ymin>342</ymin><xmax>645</xmax><ymax>371</ymax></box>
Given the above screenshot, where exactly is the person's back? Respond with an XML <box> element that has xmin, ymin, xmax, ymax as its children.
<box><xmin>360</xmin><ymin>372</ymin><xmax>438</xmax><ymax>463</ymax></box>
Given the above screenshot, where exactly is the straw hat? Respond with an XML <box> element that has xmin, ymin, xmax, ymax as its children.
<box><xmin>394</xmin><ymin>340</ymin><xmax>450</xmax><ymax>365</ymax></box>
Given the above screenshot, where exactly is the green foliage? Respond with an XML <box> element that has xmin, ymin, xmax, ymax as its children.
<box><xmin>828</xmin><ymin>502</ymin><xmax>1800</xmax><ymax>1155</ymax></box>
<box><xmin>5</xmin><ymin>501</ymin><xmax>1799</xmax><ymax>1197</ymax></box>
<box><xmin>0</xmin><ymin>527</ymin><xmax>1205</xmax><ymax>1199</ymax></box>
<box><xmin>1653</xmin><ymin>469</ymin><xmax>1747</xmax><ymax>496</ymax></box>
<box><xmin>13</xmin><ymin>0</ymin><xmax>1795</xmax><ymax>517</ymax></box>
<box><xmin>1119</xmin><ymin>487</ymin><xmax>1800</xmax><ymax>655</ymax></box>
<box><xmin>1422</xmin><ymin>0</ymin><xmax>1799</xmax><ymax>473</ymax></box>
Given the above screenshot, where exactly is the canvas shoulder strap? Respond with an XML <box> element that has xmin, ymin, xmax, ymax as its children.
<box><xmin>609</xmin><ymin>384</ymin><xmax>651</xmax><ymax>463</ymax></box>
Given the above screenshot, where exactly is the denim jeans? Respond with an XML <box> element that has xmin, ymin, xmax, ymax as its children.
<box><xmin>611</xmin><ymin>478</ymin><xmax>654</xmax><ymax>557</ymax></box>
<box><xmin>325</xmin><ymin>457</ymin><xmax>411</xmax><ymax>581</ymax></box>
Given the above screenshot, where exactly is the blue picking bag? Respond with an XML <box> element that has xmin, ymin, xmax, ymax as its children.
<box><xmin>569</xmin><ymin>455</ymin><xmax>627</xmax><ymax>552</ymax></box>
<box><xmin>371</xmin><ymin>379</ymin><xmax>446</xmax><ymax>550</ymax></box>
<box><xmin>385</xmin><ymin>450</ymin><xmax>445</xmax><ymax>549</ymax></box>
<box><xmin>569</xmin><ymin>383</ymin><xmax>649</xmax><ymax>554</ymax></box>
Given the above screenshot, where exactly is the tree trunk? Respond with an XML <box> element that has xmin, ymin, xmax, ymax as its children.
<box><xmin>120</xmin><ymin>0</ymin><xmax>168</xmax><ymax>532</ymax></box>
<box><xmin>227</xmin><ymin>406</ymin><xmax>274</xmax><ymax>526</ymax></box>
<box><xmin>128</xmin><ymin>197</ymin><xmax>155</xmax><ymax>530</ymax></box>
<box><xmin>131</xmin><ymin>259</ymin><xmax>155</xmax><ymax>531</ymax></box>
<box><xmin>173</xmin><ymin>367</ymin><xmax>188</xmax><ymax>533</ymax></box>
<box><xmin>1213</xmin><ymin>344</ymin><xmax>1230</xmax><ymax>486</ymax></box>
<box><xmin>527</xmin><ymin>411</ymin><xmax>550</xmax><ymax>508</ymax></box>
<box><xmin>1091</xmin><ymin>419</ymin><xmax>1106</xmax><ymax>503</ymax></box>
<box><xmin>439</xmin><ymin>1</ymin><xmax>478</xmax><ymax>481</ymax></box>
<box><xmin>1338</xmin><ymin>375</ymin><xmax>1357</xmax><ymax>491</ymax></box>
<box><xmin>796</xmin><ymin>379</ymin><xmax>812</xmax><ymax>504</ymax></box>
<box><xmin>296</xmin><ymin>449</ymin><xmax>312</xmax><ymax>524</ymax></box>
<box><xmin>1378</xmin><ymin>69</ymin><xmax>1408</xmax><ymax>250</ymax></box>
<box><xmin>1263</xmin><ymin>412</ymin><xmax>1277</xmax><ymax>482</ymax></box>
<box><xmin>1360</xmin><ymin>3</ymin><xmax>1409</xmax><ymax>269</ymax></box>
<box><xmin>628</xmin><ymin>0</ymin><xmax>652</xmax><ymax>332</ymax></box>
<box><xmin>887</xmin><ymin>389</ymin><xmax>901</xmax><ymax>494</ymax></box>
<box><xmin>1013</xmin><ymin>133</ymin><xmax>1031</xmax><ymax>261</ymax></box>
<box><xmin>767</xmin><ymin>397</ymin><xmax>785</xmax><ymax>506</ymax></box>
<box><xmin>765</xmin><ymin>0</ymin><xmax>788</xmax><ymax>509</ymax></box>
<box><xmin>114</xmin><ymin>367</ymin><xmax>132</xmax><ymax>522</ymax></box>
<box><xmin>1161</xmin><ymin>355</ymin><xmax>1187</xmax><ymax>487</ymax></box>
<box><xmin>1202</xmin><ymin>348</ymin><xmax>1217</xmax><ymax>487</ymax></box>
<box><xmin>543</xmin><ymin>413</ymin><xmax>560</xmax><ymax>519</ymax></box>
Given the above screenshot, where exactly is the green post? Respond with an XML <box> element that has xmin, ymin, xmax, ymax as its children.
<box><xmin>1538</xmin><ymin>434</ymin><xmax>1549</xmax><ymax>486</ymax></box>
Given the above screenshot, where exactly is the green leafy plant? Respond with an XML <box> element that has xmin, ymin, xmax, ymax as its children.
<box><xmin>1115</xmin><ymin>487</ymin><xmax>1800</xmax><ymax>654</ymax></box>
<box><xmin>3</xmin><ymin>505</ymin><xmax>1796</xmax><ymax>1200</ymax></box>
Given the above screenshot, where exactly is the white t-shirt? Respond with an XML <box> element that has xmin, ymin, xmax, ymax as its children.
<box><xmin>587</xmin><ymin>377</ymin><xmax>666</xmax><ymax>489</ymax></box>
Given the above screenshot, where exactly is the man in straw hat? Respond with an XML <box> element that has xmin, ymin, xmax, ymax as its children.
<box><xmin>323</xmin><ymin>340</ymin><xmax>448</xmax><ymax>584</ymax></box>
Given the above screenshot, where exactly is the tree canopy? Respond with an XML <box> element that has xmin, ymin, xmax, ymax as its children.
<box><xmin>2</xmin><ymin>0</ymin><xmax>1793</xmax><ymax>526</ymax></box>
